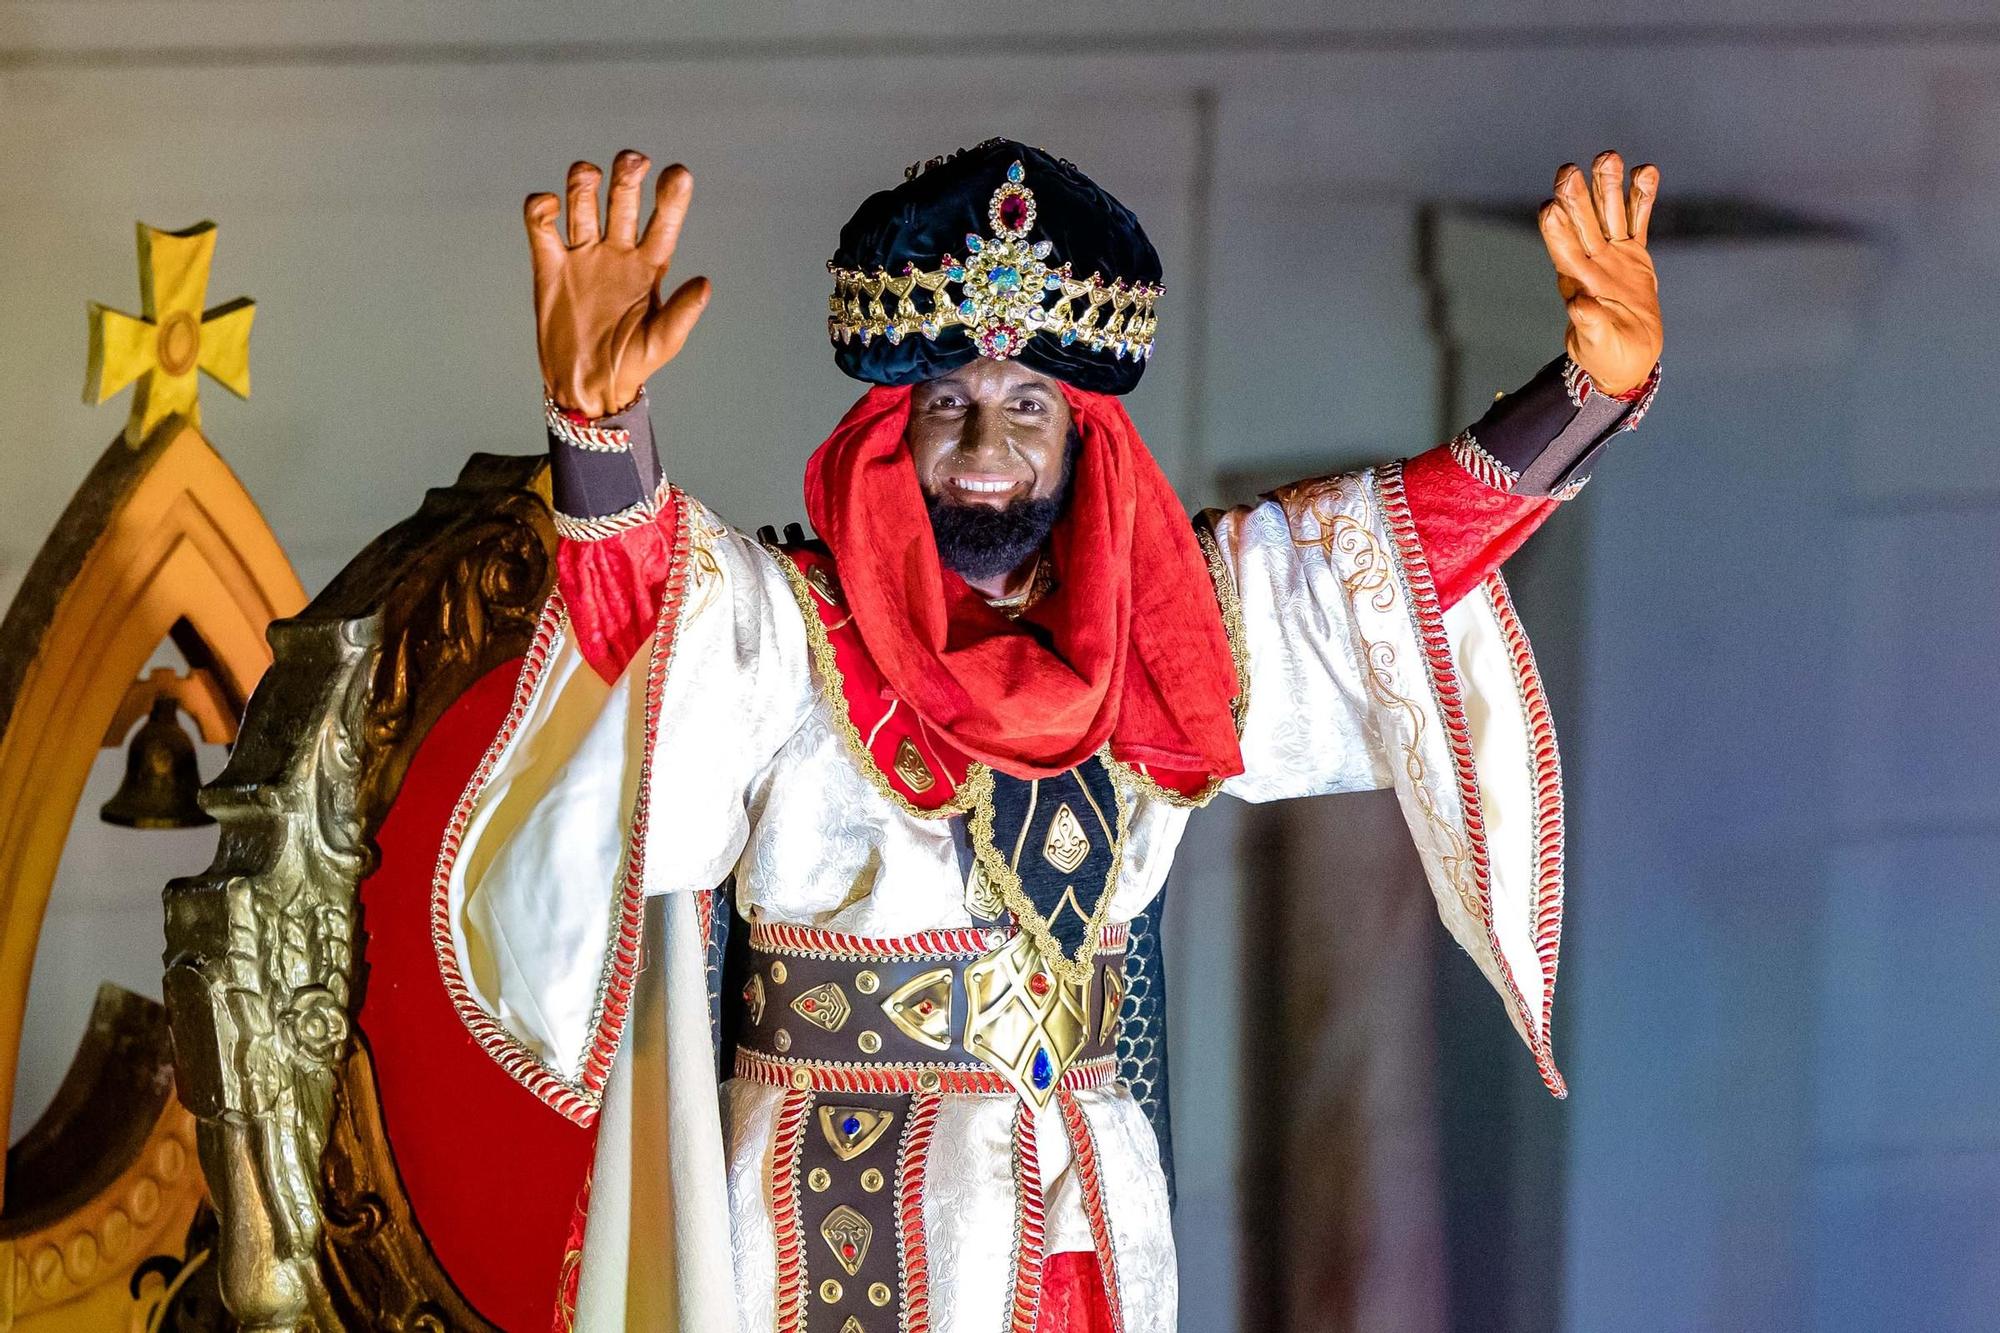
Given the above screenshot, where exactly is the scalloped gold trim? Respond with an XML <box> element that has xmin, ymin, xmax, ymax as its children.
<box><xmin>965</xmin><ymin>762</ymin><xmax>1128</xmax><ymax>990</ymax></box>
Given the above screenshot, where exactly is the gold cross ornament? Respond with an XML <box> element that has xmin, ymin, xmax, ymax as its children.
<box><xmin>85</xmin><ymin>221</ymin><xmax>254</xmax><ymax>445</ymax></box>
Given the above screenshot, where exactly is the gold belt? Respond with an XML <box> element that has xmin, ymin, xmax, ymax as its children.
<box><xmin>733</xmin><ymin>922</ymin><xmax>1128</xmax><ymax>1107</ymax></box>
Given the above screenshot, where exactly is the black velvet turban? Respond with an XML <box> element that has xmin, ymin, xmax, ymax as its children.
<box><xmin>827</xmin><ymin>139</ymin><xmax>1163</xmax><ymax>396</ymax></box>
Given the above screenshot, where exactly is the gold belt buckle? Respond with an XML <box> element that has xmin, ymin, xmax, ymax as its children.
<box><xmin>963</xmin><ymin>933</ymin><xmax>1088</xmax><ymax>1107</ymax></box>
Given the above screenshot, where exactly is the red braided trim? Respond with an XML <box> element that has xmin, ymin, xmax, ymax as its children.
<box><xmin>430</xmin><ymin>595</ymin><xmax>598</xmax><ymax>1122</ymax></box>
<box><xmin>748</xmin><ymin>921</ymin><xmax>1129</xmax><ymax>961</ymax></box>
<box><xmin>734</xmin><ymin>1049</ymin><xmax>1117</xmax><ymax>1094</ymax></box>
<box><xmin>1057</xmin><ymin>1091</ymin><xmax>1126</xmax><ymax>1333</ymax></box>
<box><xmin>897</xmin><ymin>1092</ymin><xmax>941</xmax><ymax>1333</ymax></box>
<box><xmin>1375</xmin><ymin>463</ymin><xmax>1566</xmax><ymax>1097</ymax></box>
<box><xmin>1447</xmin><ymin>430</ymin><xmax>1519</xmax><ymax>493</ymax></box>
<box><xmin>1486</xmin><ymin>572</ymin><xmax>1567</xmax><ymax>1090</ymax></box>
<box><xmin>750</xmin><ymin>923</ymin><xmax>1003</xmax><ymax>960</ymax></box>
<box><xmin>1008</xmin><ymin>1101</ymin><xmax>1046</xmax><ymax>1333</ymax></box>
<box><xmin>545</xmin><ymin>391</ymin><xmax>639</xmax><ymax>451</ymax></box>
<box><xmin>430</xmin><ymin>490</ymin><xmax>696</xmax><ymax>1125</ymax></box>
<box><xmin>771</xmin><ymin>1086</ymin><xmax>813</xmax><ymax>1333</ymax></box>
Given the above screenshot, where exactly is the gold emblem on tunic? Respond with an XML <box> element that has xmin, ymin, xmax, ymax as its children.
<box><xmin>1042</xmin><ymin>802</ymin><xmax>1091</xmax><ymax>874</ymax></box>
<box><xmin>964</xmin><ymin>932</ymin><xmax>1089</xmax><ymax>1108</ymax></box>
<box><xmin>792</xmin><ymin>981</ymin><xmax>852</xmax><ymax>1031</ymax></box>
<box><xmin>819</xmin><ymin>1105</ymin><xmax>895</xmax><ymax>1160</ymax></box>
<box><xmin>892</xmin><ymin>737</ymin><xmax>934</xmax><ymax>792</ymax></box>
<box><xmin>805</xmin><ymin>563</ymin><xmax>843</xmax><ymax>604</ymax></box>
<box><xmin>743</xmin><ymin>973</ymin><xmax>767</xmax><ymax>1026</ymax></box>
<box><xmin>967</xmin><ymin>861</ymin><xmax>1004</xmax><ymax>920</ymax></box>
<box><xmin>1099</xmin><ymin>961</ymin><xmax>1127</xmax><ymax>1044</ymax></box>
<box><xmin>820</xmin><ymin>1204</ymin><xmax>875</xmax><ymax>1276</ymax></box>
<box><xmin>879</xmin><ymin>968</ymin><xmax>954</xmax><ymax>1050</ymax></box>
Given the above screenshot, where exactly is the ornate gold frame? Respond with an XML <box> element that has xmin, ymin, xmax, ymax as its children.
<box><xmin>0</xmin><ymin>420</ymin><xmax>304</xmax><ymax>1333</ymax></box>
<box><xmin>162</xmin><ymin>454</ymin><xmax>555</xmax><ymax>1331</ymax></box>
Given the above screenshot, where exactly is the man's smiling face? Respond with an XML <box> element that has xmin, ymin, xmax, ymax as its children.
<box><xmin>906</xmin><ymin>358</ymin><xmax>1077</xmax><ymax>586</ymax></box>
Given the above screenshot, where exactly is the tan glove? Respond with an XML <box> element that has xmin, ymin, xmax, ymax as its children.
<box><xmin>525</xmin><ymin>149</ymin><xmax>710</xmax><ymax>418</ymax></box>
<box><xmin>1538</xmin><ymin>151</ymin><xmax>1665</xmax><ymax>397</ymax></box>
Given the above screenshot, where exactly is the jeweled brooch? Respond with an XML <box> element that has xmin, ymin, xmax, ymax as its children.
<box><xmin>828</xmin><ymin>160</ymin><xmax>1162</xmax><ymax>363</ymax></box>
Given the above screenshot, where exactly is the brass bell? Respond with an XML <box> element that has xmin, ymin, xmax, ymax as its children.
<box><xmin>101</xmin><ymin>695</ymin><xmax>214</xmax><ymax>829</ymax></box>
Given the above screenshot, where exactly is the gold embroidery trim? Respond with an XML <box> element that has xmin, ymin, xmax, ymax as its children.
<box><xmin>1349</xmin><ymin>470</ymin><xmax>1479</xmax><ymax>916</ymax></box>
<box><xmin>966</xmin><ymin>759</ymin><xmax>1127</xmax><ymax>990</ymax></box>
<box><xmin>768</xmin><ymin>545</ymin><xmax>981</xmax><ymax>820</ymax></box>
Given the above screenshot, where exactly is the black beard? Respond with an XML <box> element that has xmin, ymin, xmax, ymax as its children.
<box><xmin>925</xmin><ymin>490</ymin><xmax>1066</xmax><ymax>581</ymax></box>
<box><xmin>924</xmin><ymin>430</ymin><xmax>1081</xmax><ymax>582</ymax></box>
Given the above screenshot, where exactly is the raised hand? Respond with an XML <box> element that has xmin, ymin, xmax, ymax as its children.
<box><xmin>526</xmin><ymin>150</ymin><xmax>711</xmax><ymax>418</ymax></box>
<box><xmin>1537</xmin><ymin>151</ymin><xmax>1663</xmax><ymax>397</ymax></box>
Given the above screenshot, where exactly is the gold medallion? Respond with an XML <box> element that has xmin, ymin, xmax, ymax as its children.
<box><xmin>963</xmin><ymin>932</ymin><xmax>1089</xmax><ymax>1108</ymax></box>
<box><xmin>792</xmin><ymin>981</ymin><xmax>852</xmax><ymax>1032</ymax></box>
<box><xmin>879</xmin><ymin>968</ymin><xmax>953</xmax><ymax>1050</ymax></box>
<box><xmin>893</xmin><ymin>737</ymin><xmax>934</xmax><ymax>793</ymax></box>
<box><xmin>818</xmin><ymin>1106</ymin><xmax>895</xmax><ymax>1160</ymax></box>
<box><xmin>820</xmin><ymin>1204</ymin><xmax>874</xmax><ymax>1277</ymax></box>
<box><xmin>1099</xmin><ymin>961</ymin><xmax>1127</xmax><ymax>1044</ymax></box>
<box><xmin>1042</xmin><ymin>802</ymin><xmax>1091</xmax><ymax>874</ymax></box>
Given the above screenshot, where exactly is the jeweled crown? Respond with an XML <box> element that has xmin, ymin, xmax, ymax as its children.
<box><xmin>827</xmin><ymin>160</ymin><xmax>1162</xmax><ymax>364</ymax></box>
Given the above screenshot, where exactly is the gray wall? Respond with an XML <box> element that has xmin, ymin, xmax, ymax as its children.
<box><xmin>5</xmin><ymin>7</ymin><xmax>1999</xmax><ymax>1330</ymax></box>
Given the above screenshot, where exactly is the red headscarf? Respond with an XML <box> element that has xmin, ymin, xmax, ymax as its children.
<box><xmin>803</xmin><ymin>382</ymin><xmax>1243</xmax><ymax>782</ymax></box>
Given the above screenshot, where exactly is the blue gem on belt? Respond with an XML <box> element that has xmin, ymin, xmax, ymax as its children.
<box><xmin>1031</xmin><ymin>1048</ymin><xmax>1054</xmax><ymax>1091</ymax></box>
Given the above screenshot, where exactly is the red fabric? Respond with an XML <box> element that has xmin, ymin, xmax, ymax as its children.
<box><xmin>804</xmin><ymin>384</ymin><xmax>1242</xmax><ymax>781</ymax></box>
<box><xmin>556</xmin><ymin>503</ymin><xmax>682</xmax><ymax>682</ymax></box>
<box><xmin>1400</xmin><ymin>445</ymin><xmax>1559</xmax><ymax>612</ymax></box>
<box><xmin>357</xmin><ymin>658</ymin><xmax>596</xmax><ymax>1333</ymax></box>
<box><xmin>551</xmin><ymin>1169</ymin><xmax>591</xmax><ymax>1332</ymax></box>
<box><xmin>1036</xmin><ymin>1252</ymin><xmax>1118</xmax><ymax>1333</ymax></box>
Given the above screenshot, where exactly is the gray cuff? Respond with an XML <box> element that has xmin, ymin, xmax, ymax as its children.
<box><xmin>545</xmin><ymin>390</ymin><xmax>664</xmax><ymax>526</ymax></box>
<box><xmin>1451</xmin><ymin>357</ymin><xmax>1659</xmax><ymax>499</ymax></box>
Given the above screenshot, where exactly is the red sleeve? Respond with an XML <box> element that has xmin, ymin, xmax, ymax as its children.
<box><xmin>1401</xmin><ymin>445</ymin><xmax>1558</xmax><ymax>612</ymax></box>
<box><xmin>1401</xmin><ymin>355</ymin><xmax>1661</xmax><ymax>609</ymax></box>
<box><xmin>555</xmin><ymin>505</ymin><xmax>681</xmax><ymax>683</ymax></box>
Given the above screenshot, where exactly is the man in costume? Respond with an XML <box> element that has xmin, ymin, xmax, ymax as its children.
<box><xmin>433</xmin><ymin>139</ymin><xmax>1663</xmax><ymax>1330</ymax></box>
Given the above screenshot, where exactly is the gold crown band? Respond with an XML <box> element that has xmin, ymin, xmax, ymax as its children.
<box><xmin>826</xmin><ymin>159</ymin><xmax>1161</xmax><ymax>365</ymax></box>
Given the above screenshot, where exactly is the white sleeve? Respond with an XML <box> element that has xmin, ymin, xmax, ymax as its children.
<box><xmin>435</xmin><ymin>501</ymin><xmax>812</xmax><ymax>1122</ymax></box>
<box><xmin>1207</xmin><ymin>467</ymin><xmax>1572</xmax><ymax>1097</ymax></box>
<box><xmin>1210</xmin><ymin>487</ymin><xmax>1395</xmax><ymax>804</ymax></box>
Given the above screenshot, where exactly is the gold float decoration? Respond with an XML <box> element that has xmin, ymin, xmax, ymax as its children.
<box><xmin>0</xmin><ymin>987</ymin><xmax>212</xmax><ymax>1332</ymax></box>
<box><xmin>0</xmin><ymin>220</ymin><xmax>304</xmax><ymax>1333</ymax></box>
<box><xmin>164</xmin><ymin>452</ymin><xmax>557</xmax><ymax>1331</ymax></box>
<box><xmin>85</xmin><ymin>223</ymin><xmax>254</xmax><ymax>447</ymax></box>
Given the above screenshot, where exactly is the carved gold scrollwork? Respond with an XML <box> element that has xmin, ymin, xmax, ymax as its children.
<box><xmin>163</xmin><ymin>454</ymin><xmax>555</xmax><ymax>1332</ymax></box>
